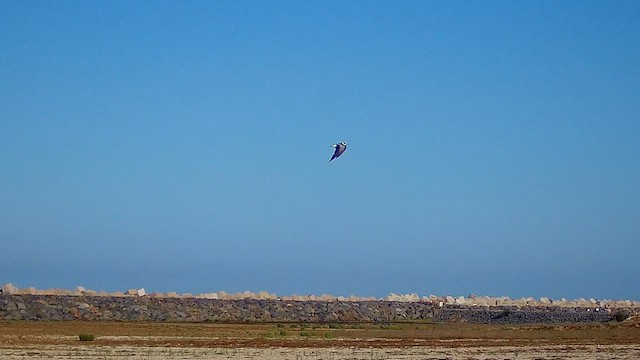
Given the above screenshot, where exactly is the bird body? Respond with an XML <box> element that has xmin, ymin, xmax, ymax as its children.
<box><xmin>329</xmin><ymin>142</ymin><xmax>347</xmax><ymax>162</ymax></box>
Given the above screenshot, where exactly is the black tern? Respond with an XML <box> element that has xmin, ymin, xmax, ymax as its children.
<box><xmin>329</xmin><ymin>142</ymin><xmax>347</xmax><ymax>162</ymax></box>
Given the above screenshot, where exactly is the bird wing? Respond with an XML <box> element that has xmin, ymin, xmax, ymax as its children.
<box><xmin>329</xmin><ymin>143</ymin><xmax>346</xmax><ymax>162</ymax></box>
<box><xmin>329</xmin><ymin>146</ymin><xmax>340</xmax><ymax>162</ymax></box>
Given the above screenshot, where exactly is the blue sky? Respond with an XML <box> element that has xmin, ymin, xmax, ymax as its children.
<box><xmin>1</xmin><ymin>1</ymin><xmax>639</xmax><ymax>300</ymax></box>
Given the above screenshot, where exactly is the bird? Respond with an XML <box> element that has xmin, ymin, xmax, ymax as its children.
<box><xmin>329</xmin><ymin>142</ymin><xmax>347</xmax><ymax>162</ymax></box>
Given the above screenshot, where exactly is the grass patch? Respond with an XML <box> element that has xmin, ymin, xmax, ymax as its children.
<box><xmin>78</xmin><ymin>334</ymin><xmax>95</xmax><ymax>341</ymax></box>
<box><xmin>264</xmin><ymin>329</ymin><xmax>288</xmax><ymax>337</ymax></box>
<box><xmin>379</xmin><ymin>325</ymin><xmax>403</xmax><ymax>330</ymax></box>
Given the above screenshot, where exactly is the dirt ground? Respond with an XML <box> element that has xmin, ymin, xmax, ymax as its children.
<box><xmin>1</xmin><ymin>320</ymin><xmax>639</xmax><ymax>359</ymax></box>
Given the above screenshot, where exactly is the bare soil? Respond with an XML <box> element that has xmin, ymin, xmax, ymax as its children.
<box><xmin>1</xmin><ymin>320</ymin><xmax>639</xmax><ymax>359</ymax></box>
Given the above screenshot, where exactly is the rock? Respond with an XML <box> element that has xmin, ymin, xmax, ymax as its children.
<box><xmin>387</xmin><ymin>293</ymin><xmax>419</xmax><ymax>302</ymax></box>
<box><xmin>456</xmin><ymin>296</ymin><xmax>469</xmax><ymax>305</ymax></box>
<box><xmin>513</xmin><ymin>298</ymin><xmax>528</xmax><ymax>306</ymax></box>
<box><xmin>22</xmin><ymin>287</ymin><xmax>37</xmax><ymax>295</ymax></box>
<box><xmin>196</xmin><ymin>293</ymin><xmax>218</xmax><ymax>299</ymax></box>
<box><xmin>386</xmin><ymin>293</ymin><xmax>398</xmax><ymax>301</ymax></box>
<box><xmin>1</xmin><ymin>284</ymin><xmax>638</xmax><ymax>324</ymax></box>
<box><xmin>49</xmin><ymin>288</ymin><xmax>71</xmax><ymax>295</ymax></box>
<box><xmin>577</xmin><ymin>298</ymin><xmax>591</xmax><ymax>307</ymax></box>
<box><xmin>473</xmin><ymin>297</ymin><xmax>494</xmax><ymax>306</ymax></box>
<box><xmin>2</xmin><ymin>283</ymin><xmax>17</xmax><ymax>295</ymax></box>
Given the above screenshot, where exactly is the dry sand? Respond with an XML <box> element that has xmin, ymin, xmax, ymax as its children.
<box><xmin>2</xmin><ymin>320</ymin><xmax>639</xmax><ymax>359</ymax></box>
<box><xmin>1</xmin><ymin>344</ymin><xmax>640</xmax><ymax>359</ymax></box>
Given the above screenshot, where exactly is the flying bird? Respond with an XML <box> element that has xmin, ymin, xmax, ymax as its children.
<box><xmin>329</xmin><ymin>142</ymin><xmax>347</xmax><ymax>162</ymax></box>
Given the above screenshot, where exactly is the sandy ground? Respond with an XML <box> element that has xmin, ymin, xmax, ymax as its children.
<box><xmin>1</xmin><ymin>344</ymin><xmax>640</xmax><ymax>359</ymax></box>
<box><xmin>2</xmin><ymin>320</ymin><xmax>639</xmax><ymax>359</ymax></box>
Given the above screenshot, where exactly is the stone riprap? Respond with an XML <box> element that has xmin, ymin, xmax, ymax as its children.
<box><xmin>1</xmin><ymin>294</ymin><xmax>632</xmax><ymax>324</ymax></box>
<box><xmin>2</xmin><ymin>283</ymin><xmax>639</xmax><ymax>309</ymax></box>
<box><xmin>2</xmin><ymin>283</ymin><xmax>638</xmax><ymax>324</ymax></box>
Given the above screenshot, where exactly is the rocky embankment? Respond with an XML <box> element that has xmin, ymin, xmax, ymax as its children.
<box><xmin>2</xmin><ymin>283</ymin><xmax>637</xmax><ymax>324</ymax></box>
<box><xmin>1</xmin><ymin>294</ymin><xmax>635</xmax><ymax>324</ymax></box>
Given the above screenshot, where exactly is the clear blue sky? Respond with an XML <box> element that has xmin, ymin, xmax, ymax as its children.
<box><xmin>1</xmin><ymin>1</ymin><xmax>639</xmax><ymax>300</ymax></box>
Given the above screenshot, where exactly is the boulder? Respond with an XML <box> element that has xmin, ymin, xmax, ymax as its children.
<box><xmin>513</xmin><ymin>298</ymin><xmax>528</xmax><ymax>306</ymax></box>
<box><xmin>576</xmin><ymin>298</ymin><xmax>591</xmax><ymax>307</ymax></box>
<box><xmin>473</xmin><ymin>296</ymin><xmax>494</xmax><ymax>306</ymax></box>
<box><xmin>22</xmin><ymin>287</ymin><xmax>37</xmax><ymax>295</ymax></box>
<box><xmin>196</xmin><ymin>293</ymin><xmax>218</xmax><ymax>299</ymax></box>
<box><xmin>2</xmin><ymin>283</ymin><xmax>17</xmax><ymax>295</ymax></box>
<box><xmin>386</xmin><ymin>293</ymin><xmax>400</xmax><ymax>301</ymax></box>
<box><xmin>47</xmin><ymin>288</ymin><xmax>70</xmax><ymax>296</ymax></box>
<box><xmin>456</xmin><ymin>296</ymin><xmax>469</xmax><ymax>305</ymax></box>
